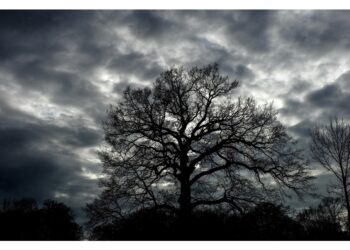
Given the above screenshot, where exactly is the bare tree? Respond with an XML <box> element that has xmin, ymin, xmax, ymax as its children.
<box><xmin>86</xmin><ymin>64</ymin><xmax>312</xmax><ymax>229</ymax></box>
<box><xmin>310</xmin><ymin>117</ymin><xmax>350</xmax><ymax>232</ymax></box>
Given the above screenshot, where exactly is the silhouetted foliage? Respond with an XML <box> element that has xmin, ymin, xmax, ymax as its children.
<box><xmin>88</xmin><ymin>208</ymin><xmax>176</xmax><ymax>240</ymax></box>
<box><xmin>86</xmin><ymin>63</ymin><xmax>312</xmax><ymax>235</ymax></box>
<box><xmin>310</xmin><ymin>117</ymin><xmax>350</xmax><ymax>232</ymax></box>
<box><xmin>297</xmin><ymin>197</ymin><xmax>346</xmax><ymax>240</ymax></box>
<box><xmin>89</xmin><ymin>201</ymin><xmax>347</xmax><ymax>240</ymax></box>
<box><xmin>0</xmin><ymin>198</ymin><xmax>81</xmax><ymax>240</ymax></box>
<box><xmin>232</xmin><ymin>202</ymin><xmax>303</xmax><ymax>240</ymax></box>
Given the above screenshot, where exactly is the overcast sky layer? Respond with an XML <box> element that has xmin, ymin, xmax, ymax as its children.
<box><xmin>1</xmin><ymin>10</ymin><xmax>350</xmax><ymax>220</ymax></box>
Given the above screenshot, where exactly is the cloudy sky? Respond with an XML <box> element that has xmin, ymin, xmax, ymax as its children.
<box><xmin>1</xmin><ymin>10</ymin><xmax>350</xmax><ymax>220</ymax></box>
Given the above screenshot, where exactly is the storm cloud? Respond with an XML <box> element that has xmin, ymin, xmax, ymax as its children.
<box><xmin>1</xmin><ymin>10</ymin><xmax>350</xmax><ymax>220</ymax></box>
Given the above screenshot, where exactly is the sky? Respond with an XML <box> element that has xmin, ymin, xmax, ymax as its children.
<box><xmin>1</xmin><ymin>10</ymin><xmax>350</xmax><ymax>221</ymax></box>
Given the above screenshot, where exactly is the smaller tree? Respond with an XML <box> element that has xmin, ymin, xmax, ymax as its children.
<box><xmin>310</xmin><ymin>117</ymin><xmax>350</xmax><ymax>232</ymax></box>
<box><xmin>297</xmin><ymin>197</ymin><xmax>345</xmax><ymax>240</ymax></box>
<box><xmin>39</xmin><ymin>200</ymin><xmax>82</xmax><ymax>240</ymax></box>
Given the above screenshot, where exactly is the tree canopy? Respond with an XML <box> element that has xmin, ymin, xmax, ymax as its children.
<box><xmin>86</xmin><ymin>64</ymin><xmax>312</xmax><ymax>231</ymax></box>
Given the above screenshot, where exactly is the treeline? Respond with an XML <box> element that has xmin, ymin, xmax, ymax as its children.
<box><xmin>0</xmin><ymin>198</ymin><xmax>81</xmax><ymax>240</ymax></box>
<box><xmin>0</xmin><ymin>197</ymin><xmax>348</xmax><ymax>240</ymax></box>
<box><xmin>87</xmin><ymin>197</ymin><xmax>348</xmax><ymax>240</ymax></box>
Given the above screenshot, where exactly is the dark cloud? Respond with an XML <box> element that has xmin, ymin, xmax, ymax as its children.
<box><xmin>288</xmin><ymin>119</ymin><xmax>313</xmax><ymax>140</ymax></box>
<box><xmin>278</xmin><ymin>11</ymin><xmax>350</xmax><ymax>57</ymax></box>
<box><xmin>119</xmin><ymin>10</ymin><xmax>179</xmax><ymax>40</ymax></box>
<box><xmin>303</xmin><ymin>72</ymin><xmax>350</xmax><ymax>119</ymax></box>
<box><xmin>307</xmin><ymin>84</ymin><xmax>342</xmax><ymax>106</ymax></box>
<box><xmin>107</xmin><ymin>51</ymin><xmax>163</xmax><ymax>81</ymax></box>
<box><xmin>0</xmin><ymin>11</ymin><xmax>101</xmax><ymax>64</ymax></box>
<box><xmin>224</xmin><ymin>11</ymin><xmax>274</xmax><ymax>52</ymax></box>
<box><xmin>174</xmin><ymin>11</ymin><xmax>274</xmax><ymax>52</ymax></box>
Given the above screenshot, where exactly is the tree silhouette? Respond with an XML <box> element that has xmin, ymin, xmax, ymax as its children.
<box><xmin>232</xmin><ymin>202</ymin><xmax>303</xmax><ymax>240</ymax></box>
<box><xmin>86</xmin><ymin>64</ymin><xmax>312</xmax><ymax>232</ymax></box>
<box><xmin>297</xmin><ymin>197</ymin><xmax>346</xmax><ymax>240</ymax></box>
<box><xmin>38</xmin><ymin>200</ymin><xmax>82</xmax><ymax>240</ymax></box>
<box><xmin>310</xmin><ymin>117</ymin><xmax>350</xmax><ymax>232</ymax></box>
<box><xmin>0</xmin><ymin>198</ymin><xmax>81</xmax><ymax>240</ymax></box>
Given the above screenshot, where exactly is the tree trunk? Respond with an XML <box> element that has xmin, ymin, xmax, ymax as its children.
<box><xmin>343</xmin><ymin>185</ymin><xmax>350</xmax><ymax>233</ymax></box>
<box><xmin>179</xmin><ymin>176</ymin><xmax>191</xmax><ymax>221</ymax></box>
<box><xmin>178</xmin><ymin>149</ymin><xmax>192</xmax><ymax>238</ymax></box>
<box><xmin>178</xmin><ymin>172</ymin><xmax>192</xmax><ymax>237</ymax></box>
<box><xmin>178</xmin><ymin>148</ymin><xmax>191</xmax><ymax>221</ymax></box>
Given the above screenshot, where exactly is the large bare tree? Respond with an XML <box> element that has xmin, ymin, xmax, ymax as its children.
<box><xmin>310</xmin><ymin>117</ymin><xmax>350</xmax><ymax>232</ymax></box>
<box><xmin>86</xmin><ymin>64</ymin><xmax>311</xmax><ymax>228</ymax></box>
